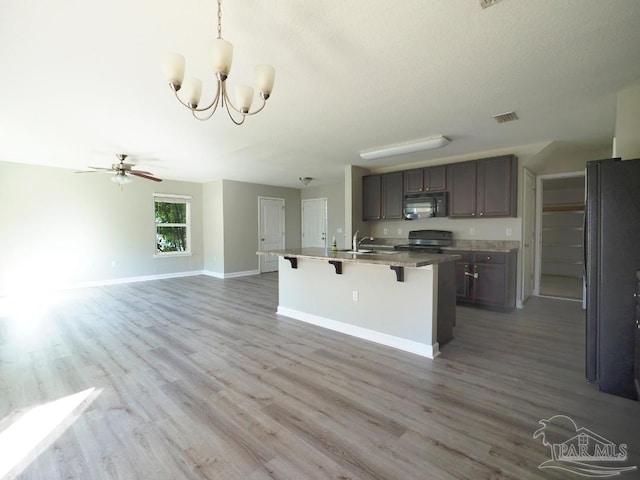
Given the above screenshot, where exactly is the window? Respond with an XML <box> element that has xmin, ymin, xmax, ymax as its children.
<box><xmin>154</xmin><ymin>194</ymin><xmax>191</xmax><ymax>256</ymax></box>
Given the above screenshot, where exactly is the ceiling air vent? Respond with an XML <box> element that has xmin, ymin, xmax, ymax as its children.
<box><xmin>492</xmin><ymin>111</ymin><xmax>519</xmax><ymax>124</ymax></box>
<box><xmin>480</xmin><ymin>0</ymin><xmax>503</xmax><ymax>8</ymax></box>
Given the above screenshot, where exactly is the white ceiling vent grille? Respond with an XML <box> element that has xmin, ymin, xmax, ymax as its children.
<box><xmin>492</xmin><ymin>111</ymin><xmax>519</xmax><ymax>123</ymax></box>
<box><xmin>480</xmin><ymin>0</ymin><xmax>503</xmax><ymax>9</ymax></box>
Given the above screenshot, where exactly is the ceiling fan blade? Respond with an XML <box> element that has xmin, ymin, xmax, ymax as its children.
<box><xmin>76</xmin><ymin>169</ymin><xmax>114</xmax><ymax>174</ymax></box>
<box><xmin>130</xmin><ymin>171</ymin><xmax>163</xmax><ymax>182</ymax></box>
<box><xmin>130</xmin><ymin>169</ymin><xmax>154</xmax><ymax>175</ymax></box>
<box><xmin>88</xmin><ymin>166</ymin><xmax>115</xmax><ymax>171</ymax></box>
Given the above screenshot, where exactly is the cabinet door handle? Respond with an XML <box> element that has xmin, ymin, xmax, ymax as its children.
<box><xmin>472</xmin><ymin>212</ymin><xmax>476</xmax><ymax>216</ymax></box>
<box><xmin>479</xmin><ymin>212</ymin><xmax>484</xmax><ymax>216</ymax></box>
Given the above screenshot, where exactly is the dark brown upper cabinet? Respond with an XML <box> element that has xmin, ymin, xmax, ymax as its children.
<box><xmin>403</xmin><ymin>165</ymin><xmax>446</xmax><ymax>195</ymax></box>
<box><xmin>363</xmin><ymin>172</ymin><xmax>404</xmax><ymax>220</ymax></box>
<box><xmin>363</xmin><ymin>174</ymin><xmax>382</xmax><ymax>220</ymax></box>
<box><xmin>448</xmin><ymin>155</ymin><xmax>517</xmax><ymax>218</ymax></box>
<box><xmin>381</xmin><ymin>171</ymin><xmax>404</xmax><ymax>219</ymax></box>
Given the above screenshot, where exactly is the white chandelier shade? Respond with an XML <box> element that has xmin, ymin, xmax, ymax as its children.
<box><xmin>162</xmin><ymin>0</ymin><xmax>275</xmax><ymax>125</ymax></box>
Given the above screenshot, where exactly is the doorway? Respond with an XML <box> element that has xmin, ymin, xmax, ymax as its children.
<box><xmin>302</xmin><ymin>198</ymin><xmax>328</xmax><ymax>248</ymax></box>
<box><xmin>535</xmin><ymin>172</ymin><xmax>585</xmax><ymax>301</ymax></box>
<box><xmin>521</xmin><ymin>168</ymin><xmax>536</xmax><ymax>304</ymax></box>
<box><xmin>258</xmin><ymin>197</ymin><xmax>285</xmax><ymax>273</ymax></box>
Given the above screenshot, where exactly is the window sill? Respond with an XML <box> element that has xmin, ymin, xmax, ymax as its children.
<box><xmin>153</xmin><ymin>252</ymin><xmax>193</xmax><ymax>258</ymax></box>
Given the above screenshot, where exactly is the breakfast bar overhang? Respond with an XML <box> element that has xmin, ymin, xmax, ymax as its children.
<box><xmin>258</xmin><ymin>248</ymin><xmax>460</xmax><ymax>359</ymax></box>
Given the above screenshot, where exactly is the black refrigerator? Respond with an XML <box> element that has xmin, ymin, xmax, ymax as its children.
<box><xmin>585</xmin><ymin>158</ymin><xmax>640</xmax><ymax>400</ymax></box>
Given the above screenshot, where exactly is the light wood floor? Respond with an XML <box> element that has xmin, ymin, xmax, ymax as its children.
<box><xmin>1</xmin><ymin>274</ymin><xmax>638</xmax><ymax>480</ymax></box>
<box><xmin>539</xmin><ymin>275</ymin><xmax>583</xmax><ymax>301</ymax></box>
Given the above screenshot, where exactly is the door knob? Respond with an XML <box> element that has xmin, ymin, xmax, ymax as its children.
<box><xmin>261</xmin><ymin>238</ymin><xmax>265</xmax><ymax>241</ymax></box>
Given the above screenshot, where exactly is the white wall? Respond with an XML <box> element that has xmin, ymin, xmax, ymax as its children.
<box><xmin>203</xmin><ymin>179</ymin><xmax>224</xmax><ymax>273</ymax></box>
<box><xmin>301</xmin><ymin>180</ymin><xmax>347</xmax><ymax>249</ymax></box>
<box><xmin>615</xmin><ymin>82</ymin><xmax>640</xmax><ymax>159</ymax></box>
<box><xmin>345</xmin><ymin>165</ymin><xmax>371</xmax><ymax>244</ymax></box>
<box><xmin>219</xmin><ymin>179</ymin><xmax>301</xmax><ymax>274</ymax></box>
<box><xmin>0</xmin><ymin>161</ymin><xmax>203</xmax><ymax>295</ymax></box>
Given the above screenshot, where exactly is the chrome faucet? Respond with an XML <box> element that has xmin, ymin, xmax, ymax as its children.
<box><xmin>352</xmin><ymin>230</ymin><xmax>374</xmax><ymax>252</ymax></box>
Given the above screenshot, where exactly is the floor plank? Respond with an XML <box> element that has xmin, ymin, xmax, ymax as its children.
<box><xmin>0</xmin><ymin>274</ymin><xmax>638</xmax><ymax>480</ymax></box>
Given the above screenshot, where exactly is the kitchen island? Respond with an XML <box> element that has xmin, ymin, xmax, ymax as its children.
<box><xmin>258</xmin><ymin>248</ymin><xmax>460</xmax><ymax>359</ymax></box>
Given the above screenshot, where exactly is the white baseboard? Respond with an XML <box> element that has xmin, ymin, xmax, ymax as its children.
<box><xmin>54</xmin><ymin>270</ymin><xmax>204</xmax><ymax>292</ymax></box>
<box><xmin>202</xmin><ymin>269</ymin><xmax>260</xmax><ymax>279</ymax></box>
<box><xmin>0</xmin><ymin>269</ymin><xmax>265</xmax><ymax>296</ymax></box>
<box><xmin>202</xmin><ymin>270</ymin><xmax>225</xmax><ymax>279</ymax></box>
<box><xmin>277</xmin><ymin>306</ymin><xmax>440</xmax><ymax>359</ymax></box>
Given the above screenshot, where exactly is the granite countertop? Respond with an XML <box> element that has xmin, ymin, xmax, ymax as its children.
<box><xmin>360</xmin><ymin>238</ymin><xmax>519</xmax><ymax>253</ymax></box>
<box><xmin>441</xmin><ymin>240</ymin><xmax>520</xmax><ymax>253</ymax></box>
<box><xmin>258</xmin><ymin>248</ymin><xmax>460</xmax><ymax>268</ymax></box>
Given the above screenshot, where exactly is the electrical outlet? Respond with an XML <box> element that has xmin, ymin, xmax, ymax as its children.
<box><xmin>469</xmin><ymin>227</ymin><xmax>475</xmax><ymax>235</ymax></box>
<box><xmin>352</xmin><ymin>290</ymin><xmax>359</xmax><ymax>302</ymax></box>
<box><xmin>506</xmin><ymin>228</ymin><xmax>512</xmax><ymax>236</ymax></box>
<box><xmin>397</xmin><ymin>228</ymin><xmax>402</xmax><ymax>235</ymax></box>
<box><xmin>383</xmin><ymin>228</ymin><xmax>388</xmax><ymax>235</ymax></box>
<box><xmin>337</xmin><ymin>227</ymin><xmax>342</xmax><ymax>233</ymax></box>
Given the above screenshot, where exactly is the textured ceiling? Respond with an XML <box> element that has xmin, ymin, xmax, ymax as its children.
<box><xmin>1</xmin><ymin>0</ymin><xmax>640</xmax><ymax>187</ymax></box>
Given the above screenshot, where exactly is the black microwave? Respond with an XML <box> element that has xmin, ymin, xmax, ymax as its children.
<box><xmin>403</xmin><ymin>192</ymin><xmax>447</xmax><ymax>220</ymax></box>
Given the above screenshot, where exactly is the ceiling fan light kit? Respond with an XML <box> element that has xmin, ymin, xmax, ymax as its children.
<box><xmin>360</xmin><ymin>135</ymin><xmax>450</xmax><ymax>161</ymax></box>
<box><xmin>111</xmin><ymin>173</ymin><xmax>133</xmax><ymax>185</ymax></box>
<box><xmin>77</xmin><ymin>154</ymin><xmax>163</xmax><ymax>189</ymax></box>
<box><xmin>162</xmin><ymin>0</ymin><xmax>275</xmax><ymax>125</ymax></box>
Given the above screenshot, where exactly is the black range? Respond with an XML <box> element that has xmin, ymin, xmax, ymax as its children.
<box><xmin>394</xmin><ymin>230</ymin><xmax>453</xmax><ymax>254</ymax></box>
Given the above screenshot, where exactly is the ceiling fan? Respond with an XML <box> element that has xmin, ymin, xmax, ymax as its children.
<box><xmin>77</xmin><ymin>154</ymin><xmax>163</xmax><ymax>187</ymax></box>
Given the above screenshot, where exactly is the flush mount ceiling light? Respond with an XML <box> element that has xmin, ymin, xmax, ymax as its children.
<box><xmin>359</xmin><ymin>136</ymin><xmax>450</xmax><ymax>161</ymax></box>
<box><xmin>162</xmin><ymin>0</ymin><xmax>275</xmax><ymax>125</ymax></box>
<box><xmin>479</xmin><ymin>0</ymin><xmax>503</xmax><ymax>8</ymax></box>
<box><xmin>299</xmin><ymin>177</ymin><xmax>313</xmax><ymax>187</ymax></box>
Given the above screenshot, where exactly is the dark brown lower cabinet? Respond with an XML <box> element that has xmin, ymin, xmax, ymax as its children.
<box><xmin>451</xmin><ymin>250</ymin><xmax>517</xmax><ymax>311</ymax></box>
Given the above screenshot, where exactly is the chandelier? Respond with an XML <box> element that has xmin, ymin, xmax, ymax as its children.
<box><xmin>162</xmin><ymin>0</ymin><xmax>275</xmax><ymax>125</ymax></box>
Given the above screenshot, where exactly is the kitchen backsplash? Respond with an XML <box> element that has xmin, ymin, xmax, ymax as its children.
<box><xmin>364</xmin><ymin>237</ymin><xmax>520</xmax><ymax>252</ymax></box>
<box><xmin>368</xmin><ymin>217</ymin><xmax>522</xmax><ymax>241</ymax></box>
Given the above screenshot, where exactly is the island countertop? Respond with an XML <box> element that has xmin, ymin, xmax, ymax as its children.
<box><xmin>258</xmin><ymin>247</ymin><xmax>460</xmax><ymax>268</ymax></box>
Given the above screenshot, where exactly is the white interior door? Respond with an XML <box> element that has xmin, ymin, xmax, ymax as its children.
<box><xmin>522</xmin><ymin>168</ymin><xmax>536</xmax><ymax>302</ymax></box>
<box><xmin>302</xmin><ymin>198</ymin><xmax>328</xmax><ymax>248</ymax></box>
<box><xmin>259</xmin><ymin>197</ymin><xmax>285</xmax><ymax>273</ymax></box>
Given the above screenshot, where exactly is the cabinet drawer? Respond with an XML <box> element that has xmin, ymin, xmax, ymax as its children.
<box><xmin>473</xmin><ymin>252</ymin><xmax>506</xmax><ymax>264</ymax></box>
<box><xmin>448</xmin><ymin>251</ymin><xmax>472</xmax><ymax>263</ymax></box>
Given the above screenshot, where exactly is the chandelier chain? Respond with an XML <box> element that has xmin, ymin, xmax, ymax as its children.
<box><xmin>217</xmin><ymin>0</ymin><xmax>222</xmax><ymax>39</ymax></box>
